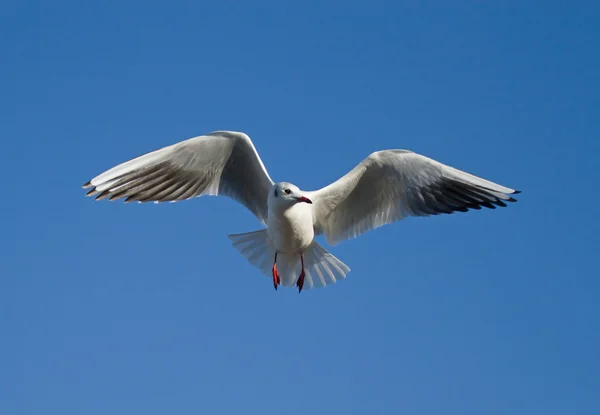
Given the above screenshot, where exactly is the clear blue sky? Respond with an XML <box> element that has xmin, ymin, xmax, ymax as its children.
<box><xmin>2</xmin><ymin>1</ymin><xmax>599</xmax><ymax>414</ymax></box>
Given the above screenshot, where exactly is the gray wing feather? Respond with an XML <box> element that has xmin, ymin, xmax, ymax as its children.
<box><xmin>82</xmin><ymin>131</ymin><xmax>274</xmax><ymax>224</ymax></box>
<box><xmin>307</xmin><ymin>150</ymin><xmax>520</xmax><ymax>245</ymax></box>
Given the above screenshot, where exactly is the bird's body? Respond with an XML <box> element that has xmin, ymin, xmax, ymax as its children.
<box><xmin>267</xmin><ymin>200</ymin><xmax>314</xmax><ymax>254</ymax></box>
<box><xmin>83</xmin><ymin>130</ymin><xmax>520</xmax><ymax>292</ymax></box>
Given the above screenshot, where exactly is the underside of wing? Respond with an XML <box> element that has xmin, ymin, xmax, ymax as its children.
<box><xmin>309</xmin><ymin>150</ymin><xmax>520</xmax><ymax>245</ymax></box>
<box><xmin>82</xmin><ymin>131</ymin><xmax>274</xmax><ymax>224</ymax></box>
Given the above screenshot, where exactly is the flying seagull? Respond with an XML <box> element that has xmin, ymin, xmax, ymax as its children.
<box><xmin>83</xmin><ymin>131</ymin><xmax>520</xmax><ymax>292</ymax></box>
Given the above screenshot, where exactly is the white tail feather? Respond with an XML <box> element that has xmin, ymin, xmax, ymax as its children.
<box><xmin>228</xmin><ymin>230</ymin><xmax>350</xmax><ymax>290</ymax></box>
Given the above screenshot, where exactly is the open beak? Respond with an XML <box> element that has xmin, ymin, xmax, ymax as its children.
<box><xmin>296</xmin><ymin>196</ymin><xmax>313</xmax><ymax>204</ymax></box>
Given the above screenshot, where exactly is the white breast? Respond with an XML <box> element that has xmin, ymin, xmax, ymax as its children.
<box><xmin>267</xmin><ymin>203</ymin><xmax>315</xmax><ymax>253</ymax></box>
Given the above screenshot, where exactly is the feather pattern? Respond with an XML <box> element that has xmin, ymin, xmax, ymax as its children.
<box><xmin>228</xmin><ymin>230</ymin><xmax>350</xmax><ymax>290</ymax></box>
<box><xmin>82</xmin><ymin>131</ymin><xmax>274</xmax><ymax>224</ymax></box>
<box><xmin>307</xmin><ymin>150</ymin><xmax>519</xmax><ymax>245</ymax></box>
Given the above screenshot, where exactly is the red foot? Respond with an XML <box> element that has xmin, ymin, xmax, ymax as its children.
<box><xmin>296</xmin><ymin>254</ymin><xmax>306</xmax><ymax>293</ymax></box>
<box><xmin>272</xmin><ymin>263</ymin><xmax>280</xmax><ymax>290</ymax></box>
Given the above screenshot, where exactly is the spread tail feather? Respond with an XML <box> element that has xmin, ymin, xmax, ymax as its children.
<box><xmin>228</xmin><ymin>230</ymin><xmax>350</xmax><ymax>290</ymax></box>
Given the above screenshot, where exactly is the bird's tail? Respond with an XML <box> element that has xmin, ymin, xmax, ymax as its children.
<box><xmin>228</xmin><ymin>229</ymin><xmax>351</xmax><ymax>290</ymax></box>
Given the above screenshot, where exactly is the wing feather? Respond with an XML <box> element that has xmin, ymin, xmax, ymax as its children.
<box><xmin>83</xmin><ymin>131</ymin><xmax>274</xmax><ymax>224</ymax></box>
<box><xmin>307</xmin><ymin>150</ymin><xmax>520</xmax><ymax>245</ymax></box>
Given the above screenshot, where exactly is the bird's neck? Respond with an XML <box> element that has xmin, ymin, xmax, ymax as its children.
<box><xmin>268</xmin><ymin>202</ymin><xmax>311</xmax><ymax>222</ymax></box>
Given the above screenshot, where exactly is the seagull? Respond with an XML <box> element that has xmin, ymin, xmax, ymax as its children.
<box><xmin>83</xmin><ymin>130</ymin><xmax>520</xmax><ymax>292</ymax></box>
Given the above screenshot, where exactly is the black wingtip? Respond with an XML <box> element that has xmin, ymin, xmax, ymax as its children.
<box><xmin>82</xmin><ymin>181</ymin><xmax>92</xmax><ymax>189</ymax></box>
<box><xmin>513</xmin><ymin>190</ymin><xmax>522</xmax><ymax>194</ymax></box>
<box><xmin>95</xmin><ymin>189</ymin><xmax>112</xmax><ymax>201</ymax></box>
<box><xmin>85</xmin><ymin>187</ymin><xmax>99</xmax><ymax>197</ymax></box>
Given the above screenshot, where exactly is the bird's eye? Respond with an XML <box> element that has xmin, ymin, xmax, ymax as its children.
<box><xmin>284</xmin><ymin>189</ymin><xmax>291</xmax><ymax>194</ymax></box>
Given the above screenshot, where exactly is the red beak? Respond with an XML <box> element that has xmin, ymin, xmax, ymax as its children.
<box><xmin>296</xmin><ymin>196</ymin><xmax>313</xmax><ymax>204</ymax></box>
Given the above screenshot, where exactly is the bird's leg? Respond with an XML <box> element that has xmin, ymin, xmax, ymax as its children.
<box><xmin>272</xmin><ymin>251</ymin><xmax>280</xmax><ymax>290</ymax></box>
<box><xmin>296</xmin><ymin>254</ymin><xmax>306</xmax><ymax>293</ymax></box>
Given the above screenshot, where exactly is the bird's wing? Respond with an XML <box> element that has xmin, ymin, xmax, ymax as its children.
<box><xmin>83</xmin><ymin>131</ymin><xmax>274</xmax><ymax>224</ymax></box>
<box><xmin>306</xmin><ymin>150</ymin><xmax>520</xmax><ymax>245</ymax></box>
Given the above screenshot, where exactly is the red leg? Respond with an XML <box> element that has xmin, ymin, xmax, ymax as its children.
<box><xmin>296</xmin><ymin>254</ymin><xmax>306</xmax><ymax>293</ymax></box>
<box><xmin>272</xmin><ymin>252</ymin><xmax>280</xmax><ymax>290</ymax></box>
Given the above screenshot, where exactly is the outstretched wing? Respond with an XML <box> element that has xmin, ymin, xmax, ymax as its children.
<box><xmin>83</xmin><ymin>131</ymin><xmax>274</xmax><ymax>224</ymax></box>
<box><xmin>306</xmin><ymin>150</ymin><xmax>520</xmax><ymax>245</ymax></box>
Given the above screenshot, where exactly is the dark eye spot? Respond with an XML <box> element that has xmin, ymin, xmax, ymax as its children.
<box><xmin>274</xmin><ymin>189</ymin><xmax>278</xmax><ymax>197</ymax></box>
<box><xmin>284</xmin><ymin>188</ymin><xmax>291</xmax><ymax>194</ymax></box>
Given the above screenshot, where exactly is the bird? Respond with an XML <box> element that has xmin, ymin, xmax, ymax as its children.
<box><xmin>83</xmin><ymin>130</ymin><xmax>520</xmax><ymax>293</ymax></box>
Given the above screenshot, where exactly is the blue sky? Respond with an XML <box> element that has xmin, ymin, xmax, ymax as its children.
<box><xmin>2</xmin><ymin>1</ymin><xmax>599</xmax><ymax>414</ymax></box>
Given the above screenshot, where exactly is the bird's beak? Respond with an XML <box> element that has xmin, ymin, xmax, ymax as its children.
<box><xmin>296</xmin><ymin>196</ymin><xmax>313</xmax><ymax>204</ymax></box>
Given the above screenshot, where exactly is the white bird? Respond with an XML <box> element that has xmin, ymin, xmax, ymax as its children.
<box><xmin>83</xmin><ymin>130</ymin><xmax>520</xmax><ymax>292</ymax></box>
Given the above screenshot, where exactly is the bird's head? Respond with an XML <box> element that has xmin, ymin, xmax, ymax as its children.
<box><xmin>268</xmin><ymin>182</ymin><xmax>312</xmax><ymax>212</ymax></box>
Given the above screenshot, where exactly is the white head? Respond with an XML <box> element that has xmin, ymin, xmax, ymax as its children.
<box><xmin>267</xmin><ymin>182</ymin><xmax>312</xmax><ymax>212</ymax></box>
